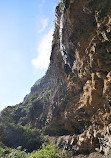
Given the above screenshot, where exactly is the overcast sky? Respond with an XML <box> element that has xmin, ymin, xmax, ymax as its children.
<box><xmin>0</xmin><ymin>0</ymin><xmax>59</xmax><ymax>111</ymax></box>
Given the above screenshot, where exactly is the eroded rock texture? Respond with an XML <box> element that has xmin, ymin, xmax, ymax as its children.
<box><xmin>46</xmin><ymin>0</ymin><xmax>111</xmax><ymax>138</ymax></box>
<box><xmin>1</xmin><ymin>0</ymin><xmax>111</xmax><ymax>156</ymax></box>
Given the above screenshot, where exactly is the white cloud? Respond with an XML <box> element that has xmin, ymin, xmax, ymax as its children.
<box><xmin>32</xmin><ymin>28</ymin><xmax>54</xmax><ymax>70</ymax></box>
<box><xmin>38</xmin><ymin>18</ymin><xmax>49</xmax><ymax>33</ymax></box>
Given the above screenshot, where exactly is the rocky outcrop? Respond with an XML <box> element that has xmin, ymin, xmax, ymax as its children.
<box><xmin>45</xmin><ymin>0</ymin><xmax>111</xmax><ymax>136</ymax></box>
<box><xmin>1</xmin><ymin>0</ymin><xmax>111</xmax><ymax>157</ymax></box>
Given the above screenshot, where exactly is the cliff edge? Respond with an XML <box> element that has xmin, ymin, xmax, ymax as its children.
<box><xmin>1</xmin><ymin>0</ymin><xmax>111</xmax><ymax>156</ymax></box>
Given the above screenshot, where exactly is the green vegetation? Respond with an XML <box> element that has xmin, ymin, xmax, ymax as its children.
<box><xmin>23</xmin><ymin>92</ymin><xmax>39</xmax><ymax>107</ymax></box>
<box><xmin>30</xmin><ymin>143</ymin><xmax>62</xmax><ymax>158</ymax></box>
<box><xmin>57</xmin><ymin>0</ymin><xmax>64</xmax><ymax>11</ymax></box>
<box><xmin>0</xmin><ymin>146</ymin><xmax>27</xmax><ymax>158</ymax></box>
<box><xmin>0</xmin><ymin>119</ymin><xmax>70</xmax><ymax>157</ymax></box>
<box><xmin>0</xmin><ymin>91</ymin><xmax>40</xmax><ymax>126</ymax></box>
<box><xmin>1</xmin><ymin>107</ymin><xmax>15</xmax><ymax>124</ymax></box>
<box><xmin>0</xmin><ymin>143</ymin><xmax>69</xmax><ymax>158</ymax></box>
<box><xmin>0</xmin><ymin>123</ymin><xmax>42</xmax><ymax>152</ymax></box>
<box><xmin>0</xmin><ymin>112</ymin><xmax>70</xmax><ymax>157</ymax></box>
<box><xmin>42</xmin><ymin>88</ymin><xmax>51</xmax><ymax>101</ymax></box>
<box><xmin>0</xmin><ymin>61</ymin><xmax>68</xmax><ymax>158</ymax></box>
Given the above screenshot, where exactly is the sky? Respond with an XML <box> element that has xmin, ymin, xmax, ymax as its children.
<box><xmin>0</xmin><ymin>0</ymin><xmax>59</xmax><ymax>111</ymax></box>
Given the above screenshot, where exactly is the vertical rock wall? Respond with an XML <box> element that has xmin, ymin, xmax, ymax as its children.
<box><xmin>1</xmin><ymin>0</ymin><xmax>111</xmax><ymax>156</ymax></box>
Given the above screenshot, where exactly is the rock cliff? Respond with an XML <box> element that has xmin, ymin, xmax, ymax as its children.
<box><xmin>1</xmin><ymin>0</ymin><xmax>111</xmax><ymax>157</ymax></box>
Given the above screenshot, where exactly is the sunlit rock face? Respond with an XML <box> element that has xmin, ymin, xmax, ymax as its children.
<box><xmin>1</xmin><ymin>0</ymin><xmax>111</xmax><ymax>156</ymax></box>
<box><xmin>45</xmin><ymin>0</ymin><xmax>111</xmax><ymax>135</ymax></box>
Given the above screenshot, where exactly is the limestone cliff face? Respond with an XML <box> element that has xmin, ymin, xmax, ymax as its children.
<box><xmin>45</xmin><ymin>0</ymin><xmax>111</xmax><ymax>136</ymax></box>
<box><xmin>1</xmin><ymin>0</ymin><xmax>111</xmax><ymax>156</ymax></box>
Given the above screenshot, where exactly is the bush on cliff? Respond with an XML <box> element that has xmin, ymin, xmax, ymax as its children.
<box><xmin>0</xmin><ymin>143</ymin><xmax>69</xmax><ymax>158</ymax></box>
<box><xmin>0</xmin><ymin>123</ymin><xmax>42</xmax><ymax>152</ymax></box>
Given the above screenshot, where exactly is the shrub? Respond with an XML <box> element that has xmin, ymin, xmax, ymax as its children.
<box><xmin>0</xmin><ymin>146</ymin><xmax>11</xmax><ymax>157</ymax></box>
<box><xmin>0</xmin><ymin>143</ymin><xmax>71</xmax><ymax>158</ymax></box>
<box><xmin>7</xmin><ymin>146</ymin><xmax>27</xmax><ymax>158</ymax></box>
<box><xmin>30</xmin><ymin>143</ymin><xmax>62</xmax><ymax>158</ymax></box>
<box><xmin>0</xmin><ymin>123</ymin><xmax>42</xmax><ymax>152</ymax></box>
<box><xmin>57</xmin><ymin>0</ymin><xmax>64</xmax><ymax>11</ymax></box>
